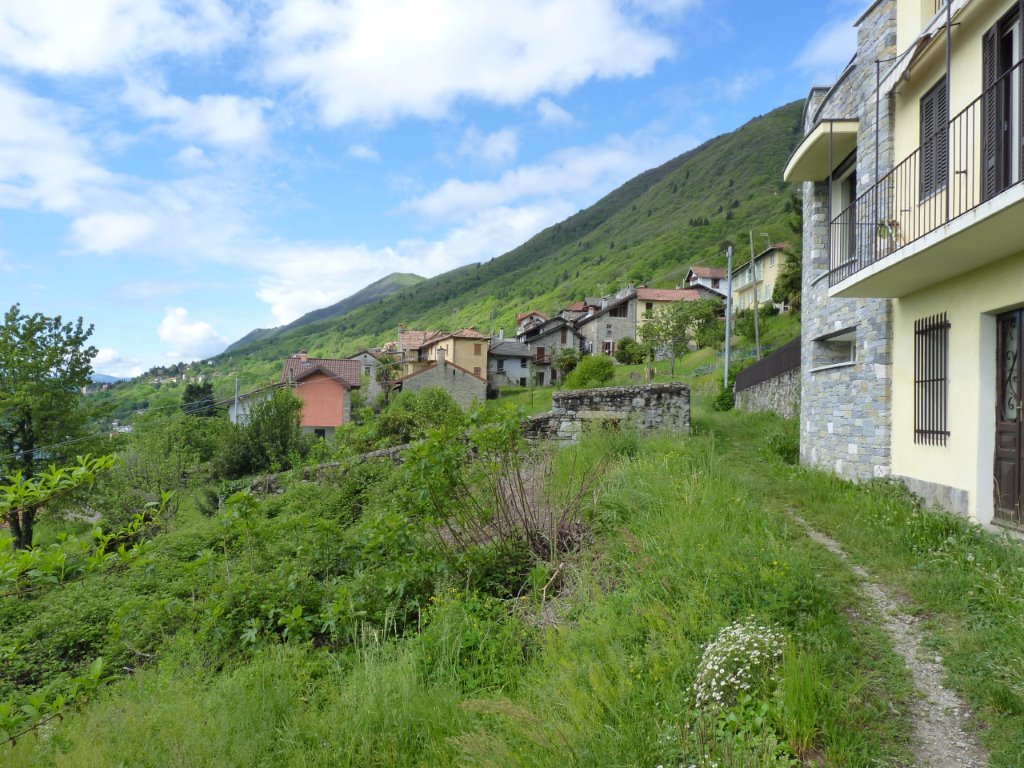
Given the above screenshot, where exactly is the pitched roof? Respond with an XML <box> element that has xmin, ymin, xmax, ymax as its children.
<box><xmin>516</xmin><ymin>311</ymin><xmax>547</xmax><ymax>322</ymax></box>
<box><xmin>489</xmin><ymin>340</ymin><xmax>532</xmax><ymax>358</ymax></box>
<box><xmin>636</xmin><ymin>287</ymin><xmax>696</xmax><ymax>302</ymax></box>
<box><xmin>563</xmin><ymin>301</ymin><xmax>587</xmax><ymax>312</ymax></box>
<box><xmin>281</xmin><ymin>356</ymin><xmax>362</xmax><ymax>387</ymax></box>
<box><xmin>398</xmin><ymin>329</ymin><xmax>439</xmax><ymax>351</ymax></box>
<box><xmin>390</xmin><ymin>359</ymin><xmax>487</xmax><ymax>385</ymax></box>
<box><xmin>688</xmin><ymin>266</ymin><xmax>727</xmax><ymax>279</ymax></box>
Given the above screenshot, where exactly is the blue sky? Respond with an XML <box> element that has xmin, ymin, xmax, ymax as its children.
<box><xmin>0</xmin><ymin>0</ymin><xmax>860</xmax><ymax>377</ymax></box>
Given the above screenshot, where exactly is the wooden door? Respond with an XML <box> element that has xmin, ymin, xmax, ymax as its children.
<box><xmin>995</xmin><ymin>310</ymin><xmax>1023</xmax><ymax>526</ymax></box>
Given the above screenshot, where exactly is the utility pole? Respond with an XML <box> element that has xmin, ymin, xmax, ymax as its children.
<box><xmin>724</xmin><ymin>245</ymin><xmax>733</xmax><ymax>388</ymax></box>
<box><xmin>749</xmin><ymin>230</ymin><xmax>762</xmax><ymax>360</ymax></box>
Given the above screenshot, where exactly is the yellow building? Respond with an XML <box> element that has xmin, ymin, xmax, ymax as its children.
<box><xmin>789</xmin><ymin>0</ymin><xmax>1024</xmax><ymax>529</ymax></box>
<box><xmin>397</xmin><ymin>328</ymin><xmax>490</xmax><ymax>380</ymax></box>
<box><xmin>730</xmin><ymin>243</ymin><xmax>790</xmax><ymax>313</ymax></box>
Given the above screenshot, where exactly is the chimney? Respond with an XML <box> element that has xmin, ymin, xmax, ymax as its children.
<box><xmin>295</xmin><ymin>350</ymin><xmax>308</xmax><ymax>362</ymax></box>
<box><xmin>499</xmin><ymin>328</ymin><xmax>505</xmax><ymax>340</ymax></box>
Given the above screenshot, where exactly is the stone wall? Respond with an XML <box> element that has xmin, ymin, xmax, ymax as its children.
<box><xmin>736</xmin><ymin>369</ymin><xmax>800</xmax><ymax>420</ymax></box>
<box><xmin>524</xmin><ymin>383</ymin><xmax>690</xmax><ymax>442</ymax></box>
<box><xmin>798</xmin><ymin>0</ymin><xmax>896</xmax><ymax>481</ymax></box>
<box><xmin>397</xmin><ymin>360</ymin><xmax>486</xmax><ymax>408</ymax></box>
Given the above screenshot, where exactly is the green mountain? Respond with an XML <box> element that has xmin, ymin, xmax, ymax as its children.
<box><xmin>92</xmin><ymin>99</ymin><xmax>804</xmax><ymax>415</ymax></box>
<box><xmin>225</xmin><ymin>272</ymin><xmax>424</xmax><ymax>353</ymax></box>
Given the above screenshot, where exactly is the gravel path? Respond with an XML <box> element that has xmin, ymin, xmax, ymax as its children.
<box><xmin>790</xmin><ymin>514</ymin><xmax>989</xmax><ymax>768</ymax></box>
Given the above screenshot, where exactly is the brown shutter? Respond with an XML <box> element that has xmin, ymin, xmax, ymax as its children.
<box><xmin>981</xmin><ymin>26</ymin><xmax>999</xmax><ymax>202</ymax></box>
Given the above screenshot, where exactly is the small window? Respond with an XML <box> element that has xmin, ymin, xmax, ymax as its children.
<box><xmin>768</xmin><ymin>253</ymin><xmax>776</xmax><ymax>267</ymax></box>
<box><xmin>605</xmin><ymin>324</ymin><xmax>612</xmax><ymax>336</ymax></box>
<box><xmin>473</xmin><ymin>366</ymin><xmax>481</xmax><ymax>376</ymax></box>
<box><xmin>519</xmin><ymin>377</ymin><xmax>527</xmax><ymax>387</ymax></box>
<box><xmin>712</xmin><ymin>279</ymin><xmax>720</xmax><ymax>288</ymax></box>
<box><xmin>914</xmin><ymin>313</ymin><xmax>950</xmax><ymax>445</ymax></box>
<box><xmin>496</xmin><ymin>359</ymin><xmax>504</xmax><ymax>372</ymax></box>
<box><xmin>314</xmin><ymin>429</ymin><xmax>326</xmax><ymax>439</ymax></box>
<box><xmin>474</xmin><ymin>343</ymin><xmax>482</xmax><ymax>355</ymax></box>
<box><xmin>560</xmin><ymin>328</ymin><xmax>567</xmax><ymax>344</ymax></box>
<box><xmin>645</xmin><ymin>302</ymin><xmax>654</xmax><ymax>312</ymax></box>
<box><xmin>602</xmin><ymin>340</ymin><xmax>615</xmax><ymax>355</ymax></box>
<box><xmin>812</xmin><ymin>327</ymin><xmax>856</xmax><ymax>369</ymax></box>
<box><xmin>610</xmin><ymin>304</ymin><xmax>627</xmax><ymax>318</ymax></box>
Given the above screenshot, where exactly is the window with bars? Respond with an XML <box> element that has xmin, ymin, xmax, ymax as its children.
<box><xmin>914</xmin><ymin>312</ymin><xmax>950</xmax><ymax>445</ymax></box>
<box><xmin>919</xmin><ymin>77</ymin><xmax>949</xmax><ymax>199</ymax></box>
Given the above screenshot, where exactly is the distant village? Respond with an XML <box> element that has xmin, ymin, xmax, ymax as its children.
<box><xmin>227</xmin><ymin>246</ymin><xmax>790</xmax><ymax>439</ymax></box>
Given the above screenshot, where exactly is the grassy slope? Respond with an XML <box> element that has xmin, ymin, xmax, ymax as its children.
<box><xmin>89</xmin><ymin>100</ymin><xmax>803</xmax><ymax>417</ymax></box>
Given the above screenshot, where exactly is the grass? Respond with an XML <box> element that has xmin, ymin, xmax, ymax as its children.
<box><xmin>6</xmin><ymin>416</ymin><xmax>917</xmax><ymax>767</ymax></box>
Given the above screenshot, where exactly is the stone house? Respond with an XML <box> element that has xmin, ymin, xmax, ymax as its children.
<box><xmin>576</xmin><ymin>287</ymin><xmax>708</xmax><ymax>355</ymax></box>
<box><xmin>346</xmin><ymin>349</ymin><xmax>387</xmax><ymax>400</ymax></box>
<box><xmin>397</xmin><ymin>327</ymin><xmax>490</xmax><ymax>380</ymax></box>
<box><xmin>786</xmin><ymin>0</ymin><xmax>1024</xmax><ymax>529</ymax></box>
<box><xmin>388</xmin><ymin>352</ymin><xmax>487</xmax><ymax>408</ymax></box>
<box><xmin>516</xmin><ymin>316</ymin><xmax>585</xmax><ymax>386</ymax></box>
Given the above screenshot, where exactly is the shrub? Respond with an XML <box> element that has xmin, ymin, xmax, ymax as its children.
<box><xmin>563</xmin><ymin>355</ymin><xmax>614</xmax><ymax>389</ymax></box>
<box><xmin>762</xmin><ymin>422</ymin><xmax>799</xmax><ymax>465</ymax></box>
<box><xmin>216</xmin><ymin>389</ymin><xmax>310</xmax><ymax>479</ymax></box>
<box><xmin>613</xmin><ymin>338</ymin><xmax>645</xmax><ymax>365</ymax></box>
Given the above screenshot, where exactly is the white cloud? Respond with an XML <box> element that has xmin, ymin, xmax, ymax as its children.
<box><xmin>627</xmin><ymin>0</ymin><xmax>701</xmax><ymax>14</ymax></box>
<box><xmin>794</xmin><ymin>17</ymin><xmax>857</xmax><ymax>82</ymax></box>
<box><xmin>536</xmin><ymin>97</ymin><xmax>573</xmax><ymax>125</ymax></box>
<box><xmin>252</xmin><ymin>201</ymin><xmax>571</xmax><ymax>323</ymax></box>
<box><xmin>93</xmin><ymin>347</ymin><xmax>144</xmax><ymax>378</ymax></box>
<box><xmin>0</xmin><ymin>0</ymin><xmax>241</xmax><ymax>75</ymax></box>
<box><xmin>458</xmin><ymin>126</ymin><xmax>519</xmax><ymax>164</ymax></box>
<box><xmin>406</xmin><ymin>130</ymin><xmax>697</xmax><ymax>221</ymax></box>
<box><xmin>261</xmin><ymin>0</ymin><xmax>676</xmax><ymax>125</ymax></box>
<box><xmin>71</xmin><ymin>212</ymin><xmax>156</xmax><ymax>254</ymax></box>
<box><xmin>175</xmin><ymin>145</ymin><xmax>214</xmax><ymax>168</ymax></box>
<box><xmin>718</xmin><ymin>70</ymin><xmax>772</xmax><ymax>102</ymax></box>
<box><xmin>157</xmin><ymin>306</ymin><xmax>225</xmax><ymax>360</ymax></box>
<box><xmin>124</xmin><ymin>80</ymin><xmax>272</xmax><ymax>148</ymax></box>
<box><xmin>0</xmin><ymin>79</ymin><xmax>113</xmax><ymax>213</ymax></box>
<box><xmin>348</xmin><ymin>144</ymin><xmax>380</xmax><ymax>161</ymax></box>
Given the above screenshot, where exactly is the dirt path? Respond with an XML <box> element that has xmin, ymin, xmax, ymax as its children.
<box><xmin>790</xmin><ymin>513</ymin><xmax>989</xmax><ymax>768</ymax></box>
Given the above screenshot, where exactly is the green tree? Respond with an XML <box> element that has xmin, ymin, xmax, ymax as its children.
<box><xmin>772</xmin><ymin>251</ymin><xmax>802</xmax><ymax>312</ymax></box>
<box><xmin>613</xmin><ymin>338</ymin><xmax>646</xmax><ymax>365</ymax></box>
<box><xmin>639</xmin><ymin>306</ymin><xmax>688</xmax><ymax>375</ymax></box>
<box><xmin>0</xmin><ymin>305</ymin><xmax>97</xmax><ymax>480</ymax></box>
<box><xmin>181</xmin><ymin>380</ymin><xmax>215</xmax><ymax>417</ymax></box>
<box><xmin>554</xmin><ymin>347</ymin><xmax>580</xmax><ymax>378</ymax></box>
<box><xmin>563</xmin><ymin>355</ymin><xmax>614</xmax><ymax>389</ymax></box>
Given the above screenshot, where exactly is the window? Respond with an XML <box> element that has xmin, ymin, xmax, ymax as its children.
<box><xmin>811</xmin><ymin>327</ymin><xmax>856</xmax><ymax>370</ymax></box>
<box><xmin>914</xmin><ymin>313</ymin><xmax>950</xmax><ymax>445</ymax></box>
<box><xmin>919</xmin><ymin>77</ymin><xmax>948</xmax><ymax>198</ymax></box>
<box><xmin>560</xmin><ymin>328</ymin><xmax>567</xmax><ymax>344</ymax></box>
<box><xmin>602</xmin><ymin>340</ymin><xmax>615</xmax><ymax>355</ymax></box>
<box><xmin>473</xmin><ymin>366</ymin><xmax>481</xmax><ymax>376</ymax></box>
<box><xmin>645</xmin><ymin>302</ymin><xmax>654</xmax><ymax>313</ymax></box>
<box><xmin>605</xmin><ymin>324</ymin><xmax>613</xmax><ymax>336</ymax></box>
<box><xmin>519</xmin><ymin>377</ymin><xmax>527</xmax><ymax>387</ymax></box>
<box><xmin>768</xmin><ymin>253</ymin><xmax>776</xmax><ymax>267</ymax></box>
<box><xmin>314</xmin><ymin>429</ymin><xmax>326</xmax><ymax>439</ymax></box>
<box><xmin>496</xmin><ymin>359</ymin><xmax>504</xmax><ymax>372</ymax></box>
<box><xmin>474</xmin><ymin>343</ymin><xmax>482</xmax><ymax>355</ymax></box>
<box><xmin>712</xmin><ymin>279</ymin><xmax>720</xmax><ymax>288</ymax></box>
<box><xmin>610</xmin><ymin>304</ymin><xmax>627</xmax><ymax>318</ymax></box>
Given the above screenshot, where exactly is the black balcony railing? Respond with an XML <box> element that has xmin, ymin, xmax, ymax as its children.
<box><xmin>829</xmin><ymin>57</ymin><xmax>1024</xmax><ymax>287</ymax></box>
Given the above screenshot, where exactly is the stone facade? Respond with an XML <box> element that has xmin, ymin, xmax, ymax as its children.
<box><xmin>736</xmin><ymin>369</ymin><xmax>800</xmax><ymax>420</ymax></box>
<box><xmin>393</xmin><ymin>360</ymin><xmax>486</xmax><ymax>408</ymax></box>
<box><xmin>576</xmin><ymin>298</ymin><xmax>637</xmax><ymax>356</ymax></box>
<box><xmin>798</xmin><ymin>0</ymin><xmax>897</xmax><ymax>481</ymax></box>
<box><xmin>524</xmin><ymin>383</ymin><xmax>690</xmax><ymax>442</ymax></box>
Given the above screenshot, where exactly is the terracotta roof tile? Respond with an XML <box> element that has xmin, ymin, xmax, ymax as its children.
<box><xmin>688</xmin><ymin>266</ymin><xmax>728</xmax><ymax>279</ymax></box>
<box><xmin>636</xmin><ymin>287</ymin><xmax>696</xmax><ymax>302</ymax></box>
<box><xmin>281</xmin><ymin>356</ymin><xmax>362</xmax><ymax>387</ymax></box>
<box><xmin>516</xmin><ymin>311</ymin><xmax>547</xmax><ymax>322</ymax></box>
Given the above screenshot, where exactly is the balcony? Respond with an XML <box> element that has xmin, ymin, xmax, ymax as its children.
<box><xmin>533</xmin><ymin>354</ymin><xmax>552</xmax><ymax>365</ymax></box>
<box><xmin>829</xmin><ymin>58</ymin><xmax>1024</xmax><ymax>298</ymax></box>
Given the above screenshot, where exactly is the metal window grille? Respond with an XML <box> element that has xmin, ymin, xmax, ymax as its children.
<box><xmin>914</xmin><ymin>313</ymin><xmax>950</xmax><ymax>445</ymax></box>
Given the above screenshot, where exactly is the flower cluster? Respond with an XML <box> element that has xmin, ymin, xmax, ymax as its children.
<box><xmin>690</xmin><ymin>618</ymin><xmax>784</xmax><ymax>709</ymax></box>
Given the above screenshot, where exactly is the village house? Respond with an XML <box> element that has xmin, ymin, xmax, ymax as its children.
<box><xmin>346</xmin><ymin>349</ymin><xmax>388</xmax><ymax>400</ymax></box>
<box><xmin>730</xmin><ymin>243</ymin><xmax>790</xmax><ymax>313</ymax></box>
<box><xmin>388</xmin><ymin>349</ymin><xmax>487</xmax><ymax>408</ymax></box>
<box><xmin>516</xmin><ymin>315</ymin><xmax>585</xmax><ymax>385</ymax></box>
<box><xmin>576</xmin><ymin>286</ymin><xmax>709</xmax><ymax>356</ymax></box>
<box><xmin>397</xmin><ymin>327</ymin><xmax>490</xmax><ymax>379</ymax></box>
<box><xmin>231</xmin><ymin>352</ymin><xmax>362</xmax><ymax>439</ymax></box>
<box><xmin>685</xmin><ymin>266</ymin><xmax>728</xmax><ymax>299</ymax></box>
<box><xmin>487</xmin><ymin>337</ymin><xmax>533</xmax><ymax>388</ymax></box>
<box><xmin>786</xmin><ymin>0</ymin><xmax>1024</xmax><ymax>529</ymax></box>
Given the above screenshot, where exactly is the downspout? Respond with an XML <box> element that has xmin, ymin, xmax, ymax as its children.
<box><xmin>945</xmin><ymin>0</ymin><xmax>952</xmax><ymax>222</ymax></box>
<box><xmin>828</xmin><ymin>122</ymin><xmax>834</xmax><ymax>275</ymax></box>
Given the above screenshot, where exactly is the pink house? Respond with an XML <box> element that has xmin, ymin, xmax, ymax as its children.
<box><xmin>281</xmin><ymin>352</ymin><xmax>362</xmax><ymax>438</ymax></box>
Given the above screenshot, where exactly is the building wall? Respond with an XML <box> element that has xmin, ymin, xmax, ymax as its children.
<box><xmin>489</xmin><ymin>356</ymin><xmax>530</xmax><ymax>387</ymax></box>
<box><xmin>799</xmin><ymin>0</ymin><xmax>898</xmax><ymax>481</ymax></box>
<box><xmin>295</xmin><ymin>371</ymin><xmax>349</xmax><ymax>429</ymax></box>
<box><xmin>399</xmin><ymin>361</ymin><xmax>486</xmax><ymax>408</ymax></box>
<box><xmin>891</xmin><ymin>249</ymin><xmax>1024</xmax><ymax>524</ymax></box>
<box><xmin>425</xmin><ymin>337</ymin><xmax>488</xmax><ymax>377</ymax></box>
<box><xmin>578</xmin><ymin>302</ymin><xmax>637</xmax><ymax>354</ymax></box>
<box><xmin>736</xmin><ymin>368</ymin><xmax>801</xmax><ymax>420</ymax></box>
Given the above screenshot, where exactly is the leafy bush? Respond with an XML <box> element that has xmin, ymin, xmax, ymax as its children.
<box><xmin>563</xmin><ymin>355</ymin><xmax>614</xmax><ymax>389</ymax></box>
<box><xmin>613</xmin><ymin>337</ymin><xmax>645</xmax><ymax>365</ymax></box>
<box><xmin>215</xmin><ymin>389</ymin><xmax>311</xmax><ymax>479</ymax></box>
<box><xmin>762</xmin><ymin>421</ymin><xmax>799</xmax><ymax>464</ymax></box>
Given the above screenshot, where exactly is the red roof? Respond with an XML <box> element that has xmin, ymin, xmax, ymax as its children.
<box><xmin>688</xmin><ymin>266</ymin><xmax>727</xmax><ymax>279</ymax></box>
<box><xmin>636</xmin><ymin>287</ymin><xmax>700</xmax><ymax>302</ymax></box>
<box><xmin>516</xmin><ymin>311</ymin><xmax>548</xmax><ymax>322</ymax></box>
<box><xmin>398</xmin><ymin>329</ymin><xmax>439</xmax><ymax>351</ymax></box>
<box><xmin>563</xmin><ymin>301</ymin><xmax>587</xmax><ymax>311</ymax></box>
<box><xmin>281</xmin><ymin>355</ymin><xmax>361</xmax><ymax>387</ymax></box>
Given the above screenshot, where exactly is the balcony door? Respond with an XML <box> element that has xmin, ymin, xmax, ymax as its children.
<box><xmin>995</xmin><ymin>310</ymin><xmax>1024</xmax><ymax>527</ymax></box>
<box><xmin>982</xmin><ymin>7</ymin><xmax>1022</xmax><ymax>201</ymax></box>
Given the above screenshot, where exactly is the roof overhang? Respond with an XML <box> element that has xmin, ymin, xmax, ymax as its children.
<box><xmin>783</xmin><ymin>120</ymin><xmax>858</xmax><ymax>183</ymax></box>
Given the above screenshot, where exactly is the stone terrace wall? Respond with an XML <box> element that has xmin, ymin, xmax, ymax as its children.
<box><xmin>736</xmin><ymin>369</ymin><xmax>800</xmax><ymax>420</ymax></box>
<box><xmin>525</xmin><ymin>383</ymin><xmax>690</xmax><ymax>442</ymax></box>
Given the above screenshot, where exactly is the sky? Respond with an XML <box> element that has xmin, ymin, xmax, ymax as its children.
<box><xmin>0</xmin><ymin>0</ymin><xmax>861</xmax><ymax>378</ymax></box>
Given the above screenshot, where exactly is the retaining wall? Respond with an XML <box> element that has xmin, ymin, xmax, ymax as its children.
<box><xmin>525</xmin><ymin>383</ymin><xmax>690</xmax><ymax>442</ymax></box>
